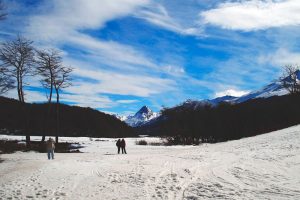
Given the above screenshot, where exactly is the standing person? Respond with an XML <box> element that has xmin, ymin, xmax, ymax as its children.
<box><xmin>120</xmin><ymin>138</ymin><xmax>127</xmax><ymax>154</ymax></box>
<box><xmin>116</xmin><ymin>139</ymin><xmax>121</xmax><ymax>154</ymax></box>
<box><xmin>46</xmin><ymin>137</ymin><xmax>55</xmax><ymax>160</ymax></box>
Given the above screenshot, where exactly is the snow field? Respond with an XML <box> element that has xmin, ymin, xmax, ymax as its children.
<box><xmin>0</xmin><ymin>125</ymin><xmax>300</xmax><ymax>199</ymax></box>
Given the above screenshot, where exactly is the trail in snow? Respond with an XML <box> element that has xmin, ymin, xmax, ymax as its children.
<box><xmin>0</xmin><ymin>125</ymin><xmax>300</xmax><ymax>199</ymax></box>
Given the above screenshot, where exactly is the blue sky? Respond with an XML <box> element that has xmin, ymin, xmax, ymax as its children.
<box><xmin>1</xmin><ymin>0</ymin><xmax>300</xmax><ymax>115</ymax></box>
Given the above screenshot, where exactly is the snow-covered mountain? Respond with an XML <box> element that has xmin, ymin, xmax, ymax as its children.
<box><xmin>208</xmin><ymin>95</ymin><xmax>238</xmax><ymax>105</ymax></box>
<box><xmin>113</xmin><ymin>114</ymin><xmax>128</xmax><ymax>121</ymax></box>
<box><xmin>233</xmin><ymin>81</ymin><xmax>287</xmax><ymax>103</ymax></box>
<box><xmin>122</xmin><ymin>106</ymin><xmax>159</xmax><ymax>127</ymax></box>
<box><xmin>116</xmin><ymin>71</ymin><xmax>299</xmax><ymax>126</ymax></box>
<box><xmin>181</xmin><ymin>71</ymin><xmax>300</xmax><ymax>108</ymax></box>
<box><xmin>230</xmin><ymin>70</ymin><xmax>300</xmax><ymax>103</ymax></box>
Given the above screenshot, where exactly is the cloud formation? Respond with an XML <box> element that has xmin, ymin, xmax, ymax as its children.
<box><xmin>201</xmin><ymin>0</ymin><xmax>300</xmax><ymax>31</ymax></box>
<box><xmin>259</xmin><ymin>48</ymin><xmax>300</xmax><ymax>67</ymax></box>
<box><xmin>136</xmin><ymin>3</ymin><xmax>202</xmax><ymax>35</ymax></box>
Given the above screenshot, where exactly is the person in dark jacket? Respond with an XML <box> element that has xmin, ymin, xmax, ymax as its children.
<box><xmin>120</xmin><ymin>139</ymin><xmax>127</xmax><ymax>154</ymax></box>
<box><xmin>46</xmin><ymin>137</ymin><xmax>55</xmax><ymax>160</ymax></box>
<box><xmin>116</xmin><ymin>139</ymin><xmax>121</xmax><ymax>154</ymax></box>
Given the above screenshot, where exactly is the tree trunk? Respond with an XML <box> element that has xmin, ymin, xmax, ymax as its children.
<box><xmin>42</xmin><ymin>83</ymin><xmax>53</xmax><ymax>142</ymax></box>
<box><xmin>24</xmin><ymin>103</ymin><xmax>30</xmax><ymax>145</ymax></box>
<box><xmin>55</xmin><ymin>89</ymin><xmax>59</xmax><ymax>144</ymax></box>
<box><xmin>20</xmin><ymin>76</ymin><xmax>24</xmax><ymax>103</ymax></box>
<box><xmin>16</xmin><ymin>70</ymin><xmax>22</xmax><ymax>102</ymax></box>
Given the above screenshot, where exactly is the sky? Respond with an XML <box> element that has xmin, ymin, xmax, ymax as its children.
<box><xmin>1</xmin><ymin>0</ymin><xmax>300</xmax><ymax>115</ymax></box>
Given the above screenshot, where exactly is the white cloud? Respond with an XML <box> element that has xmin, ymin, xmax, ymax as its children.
<box><xmin>67</xmin><ymin>66</ymin><xmax>177</xmax><ymax>97</ymax></box>
<box><xmin>201</xmin><ymin>0</ymin><xmax>300</xmax><ymax>31</ymax></box>
<box><xmin>26</xmin><ymin>0</ymin><xmax>155</xmax><ymax>70</ymax></box>
<box><xmin>258</xmin><ymin>48</ymin><xmax>300</xmax><ymax>67</ymax></box>
<box><xmin>215</xmin><ymin>89</ymin><xmax>249</xmax><ymax>98</ymax></box>
<box><xmin>66</xmin><ymin>33</ymin><xmax>156</xmax><ymax>69</ymax></box>
<box><xmin>4</xmin><ymin>89</ymin><xmax>47</xmax><ymax>103</ymax></box>
<box><xmin>162</xmin><ymin>65</ymin><xmax>185</xmax><ymax>77</ymax></box>
<box><xmin>27</xmin><ymin>0</ymin><xmax>149</xmax><ymax>41</ymax></box>
<box><xmin>61</xmin><ymin>93</ymin><xmax>115</xmax><ymax>108</ymax></box>
<box><xmin>136</xmin><ymin>3</ymin><xmax>203</xmax><ymax>35</ymax></box>
<box><xmin>116</xmin><ymin>100</ymin><xmax>139</xmax><ymax>104</ymax></box>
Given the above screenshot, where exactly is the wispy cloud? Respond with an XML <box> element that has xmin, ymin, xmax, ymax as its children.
<box><xmin>68</xmin><ymin>66</ymin><xmax>177</xmax><ymax>97</ymax></box>
<box><xmin>136</xmin><ymin>3</ymin><xmax>203</xmax><ymax>36</ymax></box>
<box><xmin>201</xmin><ymin>0</ymin><xmax>300</xmax><ymax>31</ymax></box>
<box><xmin>61</xmin><ymin>93</ymin><xmax>115</xmax><ymax>109</ymax></box>
<box><xmin>27</xmin><ymin>0</ymin><xmax>149</xmax><ymax>40</ymax></box>
<box><xmin>258</xmin><ymin>48</ymin><xmax>300</xmax><ymax>67</ymax></box>
<box><xmin>116</xmin><ymin>99</ymin><xmax>139</xmax><ymax>104</ymax></box>
<box><xmin>26</xmin><ymin>0</ymin><xmax>155</xmax><ymax>70</ymax></box>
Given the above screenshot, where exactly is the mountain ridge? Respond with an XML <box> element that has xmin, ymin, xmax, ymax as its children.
<box><xmin>116</xmin><ymin>71</ymin><xmax>299</xmax><ymax>127</ymax></box>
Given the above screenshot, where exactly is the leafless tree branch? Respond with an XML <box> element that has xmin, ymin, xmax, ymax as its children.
<box><xmin>0</xmin><ymin>35</ymin><xmax>35</xmax><ymax>102</ymax></box>
<box><xmin>279</xmin><ymin>64</ymin><xmax>300</xmax><ymax>94</ymax></box>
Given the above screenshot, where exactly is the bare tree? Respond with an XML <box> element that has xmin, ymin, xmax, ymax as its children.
<box><xmin>0</xmin><ymin>35</ymin><xmax>35</xmax><ymax>144</ymax></box>
<box><xmin>36</xmin><ymin>49</ymin><xmax>62</xmax><ymax>102</ymax></box>
<box><xmin>0</xmin><ymin>0</ymin><xmax>7</xmax><ymax>21</ymax></box>
<box><xmin>36</xmin><ymin>49</ymin><xmax>62</xmax><ymax>141</ymax></box>
<box><xmin>0</xmin><ymin>0</ymin><xmax>11</xmax><ymax>94</ymax></box>
<box><xmin>36</xmin><ymin>49</ymin><xmax>72</xmax><ymax>143</ymax></box>
<box><xmin>280</xmin><ymin>64</ymin><xmax>300</xmax><ymax>94</ymax></box>
<box><xmin>53</xmin><ymin>66</ymin><xmax>72</xmax><ymax>143</ymax></box>
<box><xmin>0</xmin><ymin>35</ymin><xmax>35</xmax><ymax>102</ymax></box>
<box><xmin>54</xmin><ymin>66</ymin><xmax>72</xmax><ymax>106</ymax></box>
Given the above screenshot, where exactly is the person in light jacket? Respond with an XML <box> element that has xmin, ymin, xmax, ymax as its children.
<box><xmin>46</xmin><ymin>137</ymin><xmax>55</xmax><ymax>160</ymax></box>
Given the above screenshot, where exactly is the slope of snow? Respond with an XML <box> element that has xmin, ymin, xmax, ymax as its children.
<box><xmin>179</xmin><ymin>72</ymin><xmax>300</xmax><ymax>109</ymax></box>
<box><xmin>113</xmin><ymin>114</ymin><xmax>128</xmax><ymax>121</ymax></box>
<box><xmin>234</xmin><ymin>82</ymin><xmax>288</xmax><ymax>103</ymax></box>
<box><xmin>208</xmin><ymin>95</ymin><xmax>238</xmax><ymax>105</ymax></box>
<box><xmin>233</xmin><ymin>71</ymin><xmax>300</xmax><ymax>103</ymax></box>
<box><xmin>1</xmin><ymin>125</ymin><xmax>300</xmax><ymax>199</ymax></box>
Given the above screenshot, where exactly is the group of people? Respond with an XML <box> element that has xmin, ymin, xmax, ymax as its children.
<box><xmin>45</xmin><ymin>137</ymin><xmax>127</xmax><ymax>160</ymax></box>
<box><xmin>116</xmin><ymin>138</ymin><xmax>127</xmax><ymax>154</ymax></box>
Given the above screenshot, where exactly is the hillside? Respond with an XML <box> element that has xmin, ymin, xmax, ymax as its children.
<box><xmin>137</xmin><ymin>93</ymin><xmax>300</xmax><ymax>143</ymax></box>
<box><xmin>0</xmin><ymin>96</ymin><xmax>136</xmax><ymax>138</ymax></box>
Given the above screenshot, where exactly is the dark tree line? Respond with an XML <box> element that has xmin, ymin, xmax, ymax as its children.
<box><xmin>0</xmin><ymin>96</ymin><xmax>136</xmax><ymax>138</ymax></box>
<box><xmin>137</xmin><ymin>94</ymin><xmax>300</xmax><ymax>144</ymax></box>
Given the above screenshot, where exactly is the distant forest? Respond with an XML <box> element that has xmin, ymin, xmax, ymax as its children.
<box><xmin>0</xmin><ymin>96</ymin><xmax>135</xmax><ymax>138</ymax></box>
<box><xmin>137</xmin><ymin>94</ymin><xmax>300</xmax><ymax>144</ymax></box>
<box><xmin>2</xmin><ymin>93</ymin><xmax>300</xmax><ymax>144</ymax></box>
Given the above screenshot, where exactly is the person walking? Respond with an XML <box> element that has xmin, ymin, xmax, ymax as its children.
<box><xmin>120</xmin><ymin>138</ymin><xmax>127</xmax><ymax>154</ymax></box>
<box><xmin>46</xmin><ymin>137</ymin><xmax>55</xmax><ymax>160</ymax></box>
<box><xmin>116</xmin><ymin>139</ymin><xmax>121</xmax><ymax>154</ymax></box>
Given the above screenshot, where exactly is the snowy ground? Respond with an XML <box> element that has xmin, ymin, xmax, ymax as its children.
<box><xmin>1</xmin><ymin>126</ymin><xmax>300</xmax><ymax>200</ymax></box>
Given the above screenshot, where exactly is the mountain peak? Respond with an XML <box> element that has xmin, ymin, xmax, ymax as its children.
<box><xmin>124</xmin><ymin>106</ymin><xmax>159</xmax><ymax>127</ymax></box>
<box><xmin>137</xmin><ymin>105</ymin><xmax>151</xmax><ymax>114</ymax></box>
